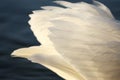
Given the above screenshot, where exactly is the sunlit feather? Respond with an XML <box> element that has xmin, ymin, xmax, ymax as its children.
<box><xmin>12</xmin><ymin>1</ymin><xmax>120</xmax><ymax>80</ymax></box>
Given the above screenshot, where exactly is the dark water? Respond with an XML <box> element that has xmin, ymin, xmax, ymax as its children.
<box><xmin>0</xmin><ymin>0</ymin><xmax>120</xmax><ymax>80</ymax></box>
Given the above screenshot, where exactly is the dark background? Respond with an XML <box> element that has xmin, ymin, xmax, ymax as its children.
<box><xmin>0</xmin><ymin>0</ymin><xmax>120</xmax><ymax>80</ymax></box>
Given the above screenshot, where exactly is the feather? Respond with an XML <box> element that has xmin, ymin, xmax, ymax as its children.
<box><xmin>12</xmin><ymin>1</ymin><xmax>120</xmax><ymax>80</ymax></box>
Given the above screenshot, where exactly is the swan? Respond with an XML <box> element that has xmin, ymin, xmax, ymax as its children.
<box><xmin>12</xmin><ymin>0</ymin><xmax>120</xmax><ymax>80</ymax></box>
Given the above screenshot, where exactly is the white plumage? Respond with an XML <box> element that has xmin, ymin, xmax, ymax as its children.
<box><xmin>12</xmin><ymin>1</ymin><xmax>120</xmax><ymax>80</ymax></box>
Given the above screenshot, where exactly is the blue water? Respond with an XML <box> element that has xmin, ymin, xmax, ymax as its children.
<box><xmin>0</xmin><ymin>0</ymin><xmax>120</xmax><ymax>80</ymax></box>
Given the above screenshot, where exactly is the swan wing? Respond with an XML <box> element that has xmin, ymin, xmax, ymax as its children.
<box><xmin>12</xmin><ymin>1</ymin><xmax>120</xmax><ymax>80</ymax></box>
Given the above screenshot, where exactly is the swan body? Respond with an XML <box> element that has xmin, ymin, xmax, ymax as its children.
<box><xmin>12</xmin><ymin>1</ymin><xmax>120</xmax><ymax>80</ymax></box>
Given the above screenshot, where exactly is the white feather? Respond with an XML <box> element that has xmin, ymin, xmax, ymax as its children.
<box><xmin>12</xmin><ymin>1</ymin><xmax>120</xmax><ymax>80</ymax></box>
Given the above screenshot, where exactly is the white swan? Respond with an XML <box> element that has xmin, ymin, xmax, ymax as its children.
<box><xmin>12</xmin><ymin>1</ymin><xmax>120</xmax><ymax>80</ymax></box>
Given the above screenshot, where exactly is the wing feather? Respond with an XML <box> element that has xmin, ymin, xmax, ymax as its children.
<box><xmin>13</xmin><ymin>1</ymin><xmax>120</xmax><ymax>80</ymax></box>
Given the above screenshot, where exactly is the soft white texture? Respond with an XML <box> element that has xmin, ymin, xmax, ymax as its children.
<box><xmin>12</xmin><ymin>1</ymin><xmax>120</xmax><ymax>80</ymax></box>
